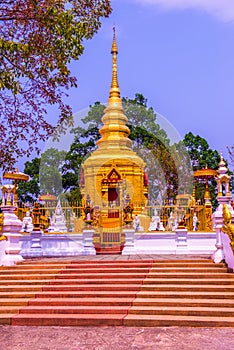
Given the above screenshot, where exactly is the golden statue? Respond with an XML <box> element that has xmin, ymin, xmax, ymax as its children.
<box><xmin>1</xmin><ymin>184</ymin><xmax>17</xmax><ymax>206</ymax></box>
<box><xmin>222</xmin><ymin>204</ymin><xmax>234</xmax><ymax>253</ymax></box>
<box><xmin>32</xmin><ymin>202</ymin><xmax>41</xmax><ymax>231</ymax></box>
<box><xmin>82</xmin><ymin>195</ymin><xmax>94</xmax><ymax>225</ymax></box>
<box><xmin>123</xmin><ymin>202</ymin><xmax>134</xmax><ymax>224</ymax></box>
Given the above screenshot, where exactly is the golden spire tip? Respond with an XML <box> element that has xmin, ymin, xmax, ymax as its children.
<box><xmin>111</xmin><ymin>26</ymin><xmax>118</xmax><ymax>54</ymax></box>
<box><xmin>108</xmin><ymin>26</ymin><xmax>120</xmax><ymax>102</ymax></box>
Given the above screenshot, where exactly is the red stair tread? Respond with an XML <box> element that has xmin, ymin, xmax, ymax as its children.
<box><xmin>143</xmin><ymin>278</ymin><xmax>234</xmax><ymax>285</ymax></box>
<box><xmin>49</xmin><ymin>278</ymin><xmax>145</xmax><ymax>285</ymax></box>
<box><xmin>123</xmin><ymin>314</ymin><xmax>234</xmax><ymax>327</ymax></box>
<box><xmin>11</xmin><ymin>313</ymin><xmax>126</xmax><ymax>326</ymax></box>
<box><xmin>19</xmin><ymin>305</ymin><xmax>130</xmax><ymax>314</ymax></box>
<box><xmin>0</xmin><ymin>280</ymin><xmax>53</xmax><ymax>285</ymax></box>
<box><xmin>0</xmin><ymin>306</ymin><xmax>22</xmax><ymax>314</ymax></box>
<box><xmin>0</xmin><ymin>298</ymin><xmax>31</xmax><ymax>306</ymax></box>
<box><xmin>127</xmin><ymin>305</ymin><xmax>234</xmax><ymax>316</ymax></box>
<box><xmin>57</xmin><ymin>273</ymin><xmax>149</xmax><ymax>278</ymax></box>
<box><xmin>0</xmin><ymin>314</ymin><xmax>19</xmax><ymax>325</ymax></box>
<box><xmin>140</xmin><ymin>284</ymin><xmax>234</xmax><ymax>291</ymax></box>
<box><xmin>28</xmin><ymin>297</ymin><xmax>135</xmax><ymax>306</ymax></box>
<box><xmin>35</xmin><ymin>290</ymin><xmax>139</xmax><ymax>298</ymax></box>
<box><xmin>0</xmin><ymin>274</ymin><xmax>58</xmax><ymax>280</ymax></box>
<box><xmin>41</xmin><ymin>284</ymin><xmax>142</xmax><ymax>291</ymax></box>
<box><xmin>133</xmin><ymin>297</ymin><xmax>234</xmax><ymax>307</ymax></box>
<box><xmin>136</xmin><ymin>291</ymin><xmax>234</xmax><ymax>299</ymax></box>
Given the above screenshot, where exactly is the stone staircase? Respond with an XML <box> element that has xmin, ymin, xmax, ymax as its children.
<box><xmin>1</xmin><ymin>258</ymin><xmax>234</xmax><ymax>326</ymax></box>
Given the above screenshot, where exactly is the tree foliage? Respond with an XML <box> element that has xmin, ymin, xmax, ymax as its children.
<box><xmin>183</xmin><ymin>132</ymin><xmax>222</xmax><ymax>205</ymax></box>
<box><xmin>183</xmin><ymin>132</ymin><xmax>220</xmax><ymax>170</ymax></box>
<box><xmin>0</xmin><ymin>0</ymin><xmax>111</xmax><ymax>170</ymax></box>
<box><xmin>62</xmin><ymin>126</ymin><xmax>99</xmax><ymax>203</ymax></box>
<box><xmin>17</xmin><ymin>157</ymin><xmax>41</xmax><ymax>203</ymax></box>
<box><xmin>18</xmin><ymin>147</ymin><xmax>66</xmax><ymax>202</ymax></box>
<box><xmin>227</xmin><ymin>145</ymin><xmax>234</xmax><ymax>169</ymax></box>
<box><xmin>40</xmin><ymin>147</ymin><xmax>67</xmax><ymax>195</ymax></box>
<box><xmin>123</xmin><ymin>93</ymin><xmax>169</xmax><ymax>144</ymax></box>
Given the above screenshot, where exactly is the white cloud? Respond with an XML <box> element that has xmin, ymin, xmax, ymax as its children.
<box><xmin>132</xmin><ymin>0</ymin><xmax>234</xmax><ymax>22</ymax></box>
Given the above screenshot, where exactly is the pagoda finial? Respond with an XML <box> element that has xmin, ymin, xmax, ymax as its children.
<box><xmin>96</xmin><ymin>28</ymin><xmax>132</xmax><ymax>150</ymax></box>
<box><xmin>108</xmin><ymin>26</ymin><xmax>121</xmax><ymax>104</ymax></box>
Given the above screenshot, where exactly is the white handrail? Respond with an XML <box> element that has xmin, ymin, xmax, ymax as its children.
<box><xmin>221</xmin><ymin>231</ymin><xmax>234</xmax><ymax>271</ymax></box>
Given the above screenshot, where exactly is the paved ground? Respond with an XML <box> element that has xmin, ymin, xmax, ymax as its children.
<box><xmin>1</xmin><ymin>254</ymin><xmax>234</xmax><ymax>350</ymax></box>
<box><xmin>1</xmin><ymin>326</ymin><xmax>234</xmax><ymax>350</ymax></box>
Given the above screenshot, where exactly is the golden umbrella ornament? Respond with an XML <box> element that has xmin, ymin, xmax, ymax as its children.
<box><xmin>193</xmin><ymin>165</ymin><xmax>217</xmax><ymax>204</ymax></box>
<box><xmin>38</xmin><ymin>193</ymin><xmax>57</xmax><ymax>202</ymax></box>
<box><xmin>3</xmin><ymin>168</ymin><xmax>29</xmax><ymax>182</ymax></box>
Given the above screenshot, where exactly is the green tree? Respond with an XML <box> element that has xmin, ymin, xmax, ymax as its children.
<box><xmin>0</xmin><ymin>0</ymin><xmax>111</xmax><ymax>169</ymax></box>
<box><xmin>81</xmin><ymin>101</ymin><xmax>105</xmax><ymax>131</ymax></box>
<box><xmin>183</xmin><ymin>132</ymin><xmax>222</xmax><ymax>205</ymax></box>
<box><xmin>18</xmin><ymin>148</ymin><xmax>67</xmax><ymax>202</ymax></box>
<box><xmin>62</xmin><ymin>127</ymin><xmax>99</xmax><ymax>203</ymax></box>
<box><xmin>183</xmin><ymin>132</ymin><xmax>220</xmax><ymax>170</ymax></box>
<box><xmin>40</xmin><ymin>148</ymin><xmax>67</xmax><ymax>195</ymax></box>
<box><xmin>17</xmin><ymin>157</ymin><xmax>41</xmax><ymax>203</ymax></box>
<box><xmin>123</xmin><ymin>93</ymin><xmax>169</xmax><ymax>143</ymax></box>
<box><xmin>227</xmin><ymin>145</ymin><xmax>234</xmax><ymax>169</ymax></box>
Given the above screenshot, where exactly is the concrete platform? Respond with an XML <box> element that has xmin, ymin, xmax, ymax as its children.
<box><xmin>1</xmin><ymin>325</ymin><xmax>234</xmax><ymax>350</ymax></box>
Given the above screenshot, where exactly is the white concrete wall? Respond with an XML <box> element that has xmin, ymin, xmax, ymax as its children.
<box><xmin>134</xmin><ymin>232</ymin><xmax>216</xmax><ymax>255</ymax></box>
<box><xmin>20</xmin><ymin>231</ymin><xmax>217</xmax><ymax>258</ymax></box>
<box><xmin>21</xmin><ymin>234</ymin><xmax>83</xmax><ymax>257</ymax></box>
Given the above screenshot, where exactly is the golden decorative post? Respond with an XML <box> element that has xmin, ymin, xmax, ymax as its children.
<box><xmin>0</xmin><ymin>212</ymin><xmax>4</xmax><ymax>233</ymax></box>
<box><xmin>32</xmin><ymin>203</ymin><xmax>41</xmax><ymax>232</ymax></box>
<box><xmin>194</xmin><ymin>166</ymin><xmax>217</xmax><ymax>231</ymax></box>
<box><xmin>216</xmin><ymin>152</ymin><xmax>232</xmax><ymax>200</ymax></box>
<box><xmin>3</xmin><ymin>169</ymin><xmax>29</xmax><ymax>207</ymax></box>
<box><xmin>82</xmin><ymin>195</ymin><xmax>94</xmax><ymax>227</ymax></box>
<box><xmin>194</xmin><ymin>166</ymin><xmax>217</xmax><ymax>205</ymax></box>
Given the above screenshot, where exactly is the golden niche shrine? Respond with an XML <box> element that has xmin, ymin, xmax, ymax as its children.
<box><xmin>80</xmin><ymin>32</ymin><xmax>148</xmax><ymax>252</ymax></box>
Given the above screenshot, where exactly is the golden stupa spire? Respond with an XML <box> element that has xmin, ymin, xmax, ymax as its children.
<box><xmin>108</xmin><ymin>26</ymin><xmax>121</xmax><ymax>104</ymax></box>
<box><xmin>96</xmin><ymin>29</ymin><xmax>132</xmax><ymax>150</ymax></box>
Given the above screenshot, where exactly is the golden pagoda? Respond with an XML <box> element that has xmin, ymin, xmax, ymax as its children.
<box><xmin>81</xmin><ymin>30</ymin><xmax>148</xmax><ymax>217</ymax></box>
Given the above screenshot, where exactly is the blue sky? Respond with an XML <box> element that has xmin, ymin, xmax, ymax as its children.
<box><xmin>61</xmin><ymin>0</ymin><xmax>234</xmax><ymax>163</ymax></box>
